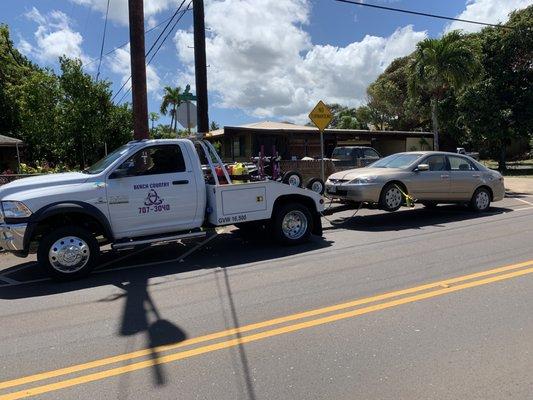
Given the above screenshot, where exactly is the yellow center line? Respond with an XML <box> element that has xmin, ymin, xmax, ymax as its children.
<box><xmin>1</xmin><ymin>265</ymin><xmax>532</xmax><ymax>400</ymax></box>
<box><xmin>1</xmin><ymin>259</ymin><xmax>532</xmax><ymax>393</ymax></box>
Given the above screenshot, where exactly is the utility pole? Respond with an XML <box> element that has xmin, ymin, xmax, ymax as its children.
<box><xmin>128</xmin><ymin>0</ymin><xmax>149</xmax><ymax>140</ymax></box>
<box><xmin>193</xmin><ymin>0</ymin><xmax>209</xmax><ymax>136</ymax></box>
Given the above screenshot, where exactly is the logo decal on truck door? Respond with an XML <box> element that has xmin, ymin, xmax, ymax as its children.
<box><xmin>138</xmin><ymin>189</ymin><xmax>170</xmax><ymax>214</ymax></box>
<box><xmin>145</xmin><ymin>189</ymin><xmax>164</xmax><ymax>206</ymax></box>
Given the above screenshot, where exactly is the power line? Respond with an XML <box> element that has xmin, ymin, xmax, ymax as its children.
<box><xmin>111</xmin><ymin>1</ymin><xmax>187</xmax><ymax>102</ymax></box>
<box><xmin>83</xmin><ymin>11</ymin><xmax>178</xmax><ymax>70</ymax></box>
<box><xmin>334</xmin><ymin>0</ymin><xmax>513</xmax><ymax>29</ymax></box>
<box><xmin>116</xmin><ymin>1</ymin><xmax>192</xmax><ymax>104</ymax></box>
<box><xmin>95</xmin><ymin>0</ymin><xmax>111</xmax><ymax>81</ymax></box>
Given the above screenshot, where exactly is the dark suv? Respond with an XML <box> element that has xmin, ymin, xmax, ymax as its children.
<box><xmin>331</xmin><ymin>146</ymin><xmax>381</xmax><ymax>168</ymax></box>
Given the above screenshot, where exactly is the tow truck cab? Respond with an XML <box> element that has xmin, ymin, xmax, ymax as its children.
<box><xmin>0</xmin><ymin>139</ymin><xmax>323</xmax><ymax>280</ymax></box>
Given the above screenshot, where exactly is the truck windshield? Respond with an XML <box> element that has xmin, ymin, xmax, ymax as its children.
<box><xmin>369</xmin><ymin>153</ymin><xmax>422</xmax><ymax>169</ymax></box>
<box><xmin>83</xmin><ymin>144</ymin><xmax>132</xmax><ymax>174</ymax></box>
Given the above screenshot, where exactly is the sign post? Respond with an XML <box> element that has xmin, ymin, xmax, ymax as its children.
<box><xmin>308</xmin><ymin>100</ymin><xmax>333</xmax><ymax>183</ymax></box>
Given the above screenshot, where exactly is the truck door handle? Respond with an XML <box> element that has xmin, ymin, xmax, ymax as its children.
<box><xmin>172</xmin><ymin>180</ymin><xmax>189</xmax><ymax>185</ymax></box>
<box><xmin>472</xmin><ymin>174</ymin><xmax>480</xmax><ymax>178</ymax></box>
<box><xmin>440</xmin><ymin>174</ymin><xmax>450</xmax><ymax>179</ymax></box>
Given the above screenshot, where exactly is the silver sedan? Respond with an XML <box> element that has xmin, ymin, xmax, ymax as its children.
<box><xmin>325</xmin><ymin>151</ymin><xmax>505</xmax><ymax>212</ymax></box>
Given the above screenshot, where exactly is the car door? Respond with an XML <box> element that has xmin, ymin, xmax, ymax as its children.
<box><xmin>407</xmin><ymin>154</ymin><xmax>451</xmax><ymax>200</ymax></box>
<box><xmin>447</xmin><ymin>155</ymin><xmax>481</xmax><ymax>200</ymax></box>
<box><xmin>106</xmin><ymin>144</ymin><xmax>199</xmax><ymax>238</ymax></box>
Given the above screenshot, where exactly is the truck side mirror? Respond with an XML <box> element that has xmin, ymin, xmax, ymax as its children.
<box><xmin>415</xmin><ymin>164</ymin><xmax>430</xmax><ymax>172</ymax></box>
<box><xmin>109</xmin><ymin>169</ymin><xmax>128</xmax><ymax>179</ymax></box>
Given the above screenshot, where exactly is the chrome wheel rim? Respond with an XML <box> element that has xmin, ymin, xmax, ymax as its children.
<box><xmin>311</xmin><ymin>181</ymin><xmax>323</xmax><ymax>193</ymax></box>
<box><xmin>475</xmin><ymin>191</ymin><xmax>490</xmax><ymax>210</ymax></box>
<box><xmin>49</xmin><ymin>236</ymin><xmax>90</xmax><ymax>273</ymax></box>
<box><xmin>282</xmin><ymin>210</ymin><xmax>308</xmax><ymax>240</ymax></box>
<box><xmin>385</xmin><ymin>187</ymin><xmax>402</xmax><ymax>209</ymax></box>
<box><xmin>288</xmin><ymin>175</ymin><xmax>301</xmax><ymax>187</ymax></box>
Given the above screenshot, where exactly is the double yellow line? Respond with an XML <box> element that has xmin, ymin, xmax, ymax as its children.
<box><xmin>1</xmin><ymin>260</ymin><xmax>533</xmax><ymax>399</ymax></box>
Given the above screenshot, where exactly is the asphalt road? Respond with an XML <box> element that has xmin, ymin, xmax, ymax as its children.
<box><xmin>1</xmin><ymin>194</ymin><xmax>533</xmax><ymax>399</ymax></box>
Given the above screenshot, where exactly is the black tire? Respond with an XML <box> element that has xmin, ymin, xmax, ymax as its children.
<box><xmin>421</xmin><ymin>201</ymin><xmax>438</xmax><ymax>209</ymax></box>
<box><xmin>470</xmin><ymin>187</ymin><xmax>491</xmax><ymax>212</ymax></box>
<box><xmin>306</xmin><ymin>177</ymin><xmax>325</xmax><ymax>195</ymax></box>
<box><xmin>272</xmin><ymin>203</ymin><xmax>313</xmax><ymax>245</ymax></box>
<box><xmin>379</xmin><ymin>183</ymin><xmax>404</xmax><ymax>212</ymax></box>
<box><xmin>37</xmin><ymin>226</ymin><xmax>100</xmax><ymax>281</ymax></box>
<box><xmin>282</xmin><ymin>171</ymin><xmax>303</xmax><ymax>188</ymax></box>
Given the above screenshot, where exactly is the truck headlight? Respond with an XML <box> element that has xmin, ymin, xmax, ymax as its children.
<box><xmin>349</xmin><ymin>176</ymin><xmax>377</xmax><ymax>184</ymax></box>
<box><xmin>1</xmin><ymin>201</ymin><xmax>32</xmax><ymax>219</ymax></box>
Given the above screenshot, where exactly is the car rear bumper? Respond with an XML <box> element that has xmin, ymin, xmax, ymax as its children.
<box><xmin>0</xmin><ymin>223</ymin><xmax>28</xmax><ymax>252</ymax></box>
<box><xmin>325</xmin><ymin>183</ymin><xmax>382</xmax><ymax>202</ymax></box>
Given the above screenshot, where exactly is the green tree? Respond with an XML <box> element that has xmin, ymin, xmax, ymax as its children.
<box><xmin>409</xmin><ymin>31</ymin><xmax>479</xmax><ymax>149</ymax></box>
<box><xmin>160</xmin><ymin>86</ymin><xmax>182</xmax><ymax>133</ymax></box>
<box><xmin>458</xmin><ymin>6</ymin><xmax>533</xmax><ymax>170</ymax></box>
<box><xmin>210</xmin><ymin>121</ymin><xmax>220</xmax><ymax>131</ymax></box>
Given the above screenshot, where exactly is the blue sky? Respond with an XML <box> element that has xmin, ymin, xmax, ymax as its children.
<box><xmin>1</xmin><ymin>0</ymin><xmax>530</xmax><ymax>128</ymax></box>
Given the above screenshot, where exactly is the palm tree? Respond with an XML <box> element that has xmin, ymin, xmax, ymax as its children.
<box><xmin>160</xmin><ymin>86</ymin><xmax>182</xmax><ymax>132</ymax></box>
<box><xmin>409</xmin><ymin>31</ymin><xmax>479</xmax><ymax>150</ymax></box>
<box><xmin>149</xmin><ymin>112</ymin><xmax>159</xmax><ymax>132</ymax></box>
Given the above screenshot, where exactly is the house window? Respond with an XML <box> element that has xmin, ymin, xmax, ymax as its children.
<box><xmin>232</xmin><ymin>136</ymin><xmax>245</xmax><ymax>158</ymax></box>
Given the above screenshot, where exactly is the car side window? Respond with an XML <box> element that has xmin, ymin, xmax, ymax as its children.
<box><xmin>116</xmin><ymin>145</ymin><xmax>186</xmax><ymax>177</ymax></box>
<box><xmin>448</xmin><ymin>155</ymin><xmax>476</xmax><ymax>171</ymax></box>
<box><xmin>364</xmin><ymin>149</ymin><xmax>379</xmax><ymax>158</ymax></box>
<box><xmin>423</xmin><ymin>155</ymin><xmax>447</xmax><ymax>171</ymax></box>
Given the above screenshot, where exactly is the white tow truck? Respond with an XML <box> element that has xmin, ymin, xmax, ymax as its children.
<box><xmin>0</xmin><ymin>139</ymin><xmax>324</xmax><ymax>280</ymax></box>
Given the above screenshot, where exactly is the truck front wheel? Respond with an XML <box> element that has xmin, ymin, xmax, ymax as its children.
<box><xmin>37</xmin><ymin>226</ymin><xmax>100</xmax><ymax>281</ymax></box>
<box><xmin>272</xmin><ymin>203</ymin><xmax>313</xmax><ymax>245</ymax></box>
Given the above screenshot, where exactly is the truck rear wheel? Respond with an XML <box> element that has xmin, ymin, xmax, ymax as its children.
<box><xmin>272</xmin><ymin>203</ymin><xmax>313</xmax><ymax>245</ymax></box>
<box><xmin>37</xmin><ymin>226</ymin><xmax>99</xmax><ymax>281</ymax></box>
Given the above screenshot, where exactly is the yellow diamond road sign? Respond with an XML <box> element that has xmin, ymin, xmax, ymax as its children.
<box><xmin>309</xmin><ymin>100</ymin><xmax>333</xmax><ymax>132</ymax></box>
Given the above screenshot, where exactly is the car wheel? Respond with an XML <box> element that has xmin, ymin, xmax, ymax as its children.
<box><xmin>470</xmin><ymin>187</ymin><xmax>491</xmax><ymax>212</ymax></box>
<box><xmin>306</xmin><ymin>177</ymin><xmax>325</xmax><ymax>195</ymax></box>
<box><xmin>282</xmin><ymin>171</ymin><xmax>303</xmax><ymax>188</ymax></box>
<box><xmin>37</xmin><ymin>226</ymin><xmax>99</xmax><ymax>281</ymax></box>
<box><xmin>272</xmin><ymin>203</ymin><xmax>312</xmax><ymax>245</ymax></box>
<box><xmin>379</xmin><ymin>183</ymin><xmax>404</xmax><ymax>212</ymax></box>
<box><xmin>421</xmin><ymin>201</ymin><xmax>438</xmax><ymax>209</ymax></box>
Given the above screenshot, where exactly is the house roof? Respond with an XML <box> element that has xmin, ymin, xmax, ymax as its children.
<box><xmin>206</xmin><ymin>121</ymin><xmax>433</xmax><ymax>138</ymax></box>
<box><xmin>0</xmin><ymin>134</ymin><xmax>23</xmax><ymax>147</ymax></box>
<box><xmin>207</xmin><ymin>121</ymin><xmax>317</xmax><ymax>137</ymax></box>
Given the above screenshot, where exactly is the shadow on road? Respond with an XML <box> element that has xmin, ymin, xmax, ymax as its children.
<box><xmin>98</xmin><ymin>274</ymin><xmax>187</xmax><ymax>387</ymax></box>
<box><xmin>0</xmin><ymin>231</ymin><xmax>332</xmax><ymax>300</ymax></box>
<box><xmin>323</xmin><ymin>204</ymin><xmax>513</xmax><ymax>232</ymax></box>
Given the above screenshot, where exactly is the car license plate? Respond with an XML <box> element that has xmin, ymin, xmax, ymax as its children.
<box><xmin>327</xmin><ymin>186</ymin><xmax>337</xmax><ymax>194</ymax></box>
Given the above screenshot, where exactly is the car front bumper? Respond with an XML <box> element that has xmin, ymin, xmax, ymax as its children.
<box><xmin>325</xmin><ymin>183</ymin><xmax>382</xmax><ymax>203</ymax></box>
<box><xmin>0</xmin><ymin>223</ymin><xmax>28</xmax><ymax>252</ymax></box>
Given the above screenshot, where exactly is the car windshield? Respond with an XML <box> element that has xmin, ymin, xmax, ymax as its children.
<box><xmin>369</xmin><ymin>153</ymin><xmax>422</xmax><ymax>169</ymax></box>
<box><xmin>83</xmin><ymin>144</ymin><xmax>132</xmax><ymax>174</ymax></box>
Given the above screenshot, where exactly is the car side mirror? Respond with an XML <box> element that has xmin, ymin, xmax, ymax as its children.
<box><xmin>415</xmin><ymin>164</ymin><xmax>430</xmax><ymax>172</ymax></box>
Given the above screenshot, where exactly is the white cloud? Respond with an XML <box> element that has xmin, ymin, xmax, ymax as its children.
<box><xmin>109</xmin><ymin>46</ymin><xmax>161</xmax><ymax>95</ymax></box>
<box><xmin>70</xmin><ymin>0</ymin><xmax>175</xmax><ymax>25</ymax></box>
<box><xmin>174</xmin><ymin>0</ymin><xmax>426</xmax><ymax>121</ymax></box>
<box><xmin>445</xmin><ymin>0</ymin><xmax>533</xmax><ymax>33</ymax></box>
<box><xmin>22</xmin><ymin>7</ymin><xmax>89</xmax><ymax>64</ymax></box>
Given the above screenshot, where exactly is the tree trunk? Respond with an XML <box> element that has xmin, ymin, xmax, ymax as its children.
<box><xmin>170</xmin><ymin>112</ymin><xmax>174</xmax><ymax>133</ymax></box>
<box><xmin>498</xmin><ymin>143</ymin><xmax>507</xmax><ymax>172</ymax></box>
<box><xmin>431</xmin><ymin>99</ymin><xmax>440</xmax><ymax>151</ymax></box>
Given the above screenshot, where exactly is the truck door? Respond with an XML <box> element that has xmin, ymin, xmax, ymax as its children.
<box><xmin>106</xmin><ymin>144</ymin><xmax>199</xmax><ymax>238</ymax></box>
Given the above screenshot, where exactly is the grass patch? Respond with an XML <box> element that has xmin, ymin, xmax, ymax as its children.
<box><xmin>481</xmin><ymin>159</ymin><xmax>533</xmax><ymax>177</ymax></box>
